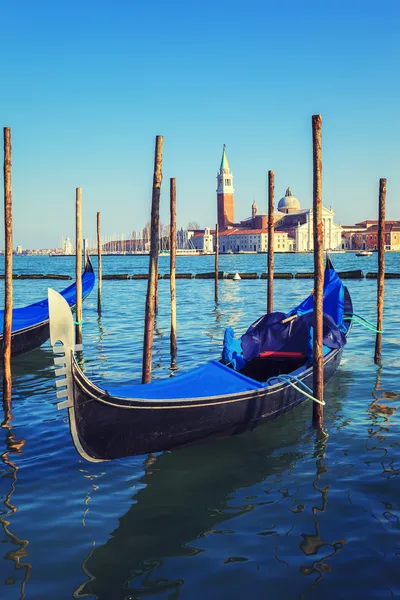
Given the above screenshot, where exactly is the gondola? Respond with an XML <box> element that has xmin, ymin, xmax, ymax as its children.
<box><xmin>0</xmin><ymin>257</ymin><xmax>95</xmax><ymax>356</ymax></box>
<box><xmin>49</xmin><ymin>258</ymin><xmax>352</xmax><ymax>463</ymax></box>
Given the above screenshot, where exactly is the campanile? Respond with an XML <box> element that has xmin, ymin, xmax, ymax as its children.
<box><xmin>217</xmin><ymin>145</ymin><xmax>235</xmax><ymax>230</ymax></box>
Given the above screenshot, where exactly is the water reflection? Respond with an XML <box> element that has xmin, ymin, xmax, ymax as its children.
<box><xmin>0</xmin><ymin>402</ymin><xmax>31</xmax><ymax>599</ymax></box>
<box><xmin>368</xmin><ymin>368</ymin><xmax>398</xmax><ymax>432</ymax></box>
<box><xmin>75</xmin><ymin>416</ymin><xmax>308</xmax><ymax>599</ymax></box>
<box><xmin>299</xmin><ymin>435</ymin><xmax>346</xmax><ymax>591</ymax></box>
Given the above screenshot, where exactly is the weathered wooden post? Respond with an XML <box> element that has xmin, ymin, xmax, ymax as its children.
<box><xmin>312</xmin><ymin>114</ymin><xmax>324</xmax><ymax>427</ymax></box>
<box><xmin>170</xmin><ymin>178</ymin><xmax>177</xmax><ymax>362</ymax></box>
<box><xmin>142</xmin><ymin>135</ymin><xmax>163</xmax><ymax>384</ymax></box>
<box><xmin>267</xmin><ymin>170</ymin><xmax>274</xmax><ymax>313</ymax></box>
<box><xmin>97</xmin><ymin>211</ymin><xmax>102</xmax><ymax>315</ymax></box>
<box><xmin>75</xmin><ymin>187</ymin><xmax>83</xmax><ymax>345</ymax></box>
<box><xmin>2</xmin><ymin>127</ymin><xmax>13</xmax><ymax>406</ymax></box>
<box><xmin>154</xmin><ymin>246</ymin><xmax>159</xmax><ymax>315</ymax></box>
<box><xmin>374</xmin><ymin>178</ymin><xmax>386</xmax><ymax>364</ymax></box>
<box><xmin>215</xmin><ymin>223</ymin><xmax>219</xmax><ymax>302</ymax></box>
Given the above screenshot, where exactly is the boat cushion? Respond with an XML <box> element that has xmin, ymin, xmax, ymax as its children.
<box><xmin>221</xmin><ymin>327</ymin><xmax>246</xmax><ymax>370</ymax></box>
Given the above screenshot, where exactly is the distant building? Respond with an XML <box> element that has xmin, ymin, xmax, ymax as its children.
<box><xmin>217</xmin><ymin>229</ymin><xmax>291</xmax><ymax>253</ymax></box>
<box><xmin>342</xmin><ymin>220</ymin><xmax>400</xmax><ymax>250</ymax></box>
<box><xmin>63</xmin><ymin>236</ymin><xmax>73</xmax><ymax>255</ymax></box>
<box><xmin>16</xmin><ymin>245</ymin><xmax>23</xmax><ymax>254</ymax></box>
<box><xmin>217</xmin><ymin>145</ymin><xmax>235</xmax><ymax>229</ymax></box>
<box><xmin>193</xmin><ymin>145</ymin><xmax>343</xmax><ymax>253</ymax></box>
<box><xmin>274</xmin><ymin>188</ymin><xmax>342</xmax><ymax>252</ymax></box>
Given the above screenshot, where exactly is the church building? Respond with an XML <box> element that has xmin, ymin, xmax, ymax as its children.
<box><xmin>191</xmin><ymin>145</ymin><xmax>343</xmax><ymax>253</ymax></box>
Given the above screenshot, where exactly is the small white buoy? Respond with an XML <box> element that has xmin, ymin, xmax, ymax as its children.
<box><xmin>233</xmin><ymin>272</ymin><xmax>241</xmax><ymax>280</ymax></box>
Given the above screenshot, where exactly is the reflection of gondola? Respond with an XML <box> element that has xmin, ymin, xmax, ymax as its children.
<box><xmin>74</xmin><ymin>417</ymin><xmax>307</xmax><ymax>599</ymax></box>
<box><xmin>0</xmin><ymin>257</ymin><xmax>95</xmax><ymax>356</ymax></box>
<box><xmin>49</xmin><ymin>259</ymin><xmax>352</xmax><ymax>462</ymax></box>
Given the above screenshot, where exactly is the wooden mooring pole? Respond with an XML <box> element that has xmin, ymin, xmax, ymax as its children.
<box><xmin>267</xmin><ymin>170</ymin><xmax>274</xmax><ymax>313</ymax></box>
<box><xmin>142</xmin><ymin>135</ymin><xmax>163</xmax><ymax>384</ymax></box>
<box><xmin>2</xmin><ymin>127</ymin><xmax>13</xmax><ymax>407</ymax></box>
<box><xmin>312</xmin><ymin>114</ymin><xmax>324</xmax><ymax>427</ymax></box>
<box><xmin>215</xmin><ymin>223</ymin><xmax>219</xmax><ymax>302</ymax></box>
<box><xmin>170</xmin><ymin>178</ymin><xmax>177</xmax><ymax>363</ymax></box>
<box><xmin>75</xmin><ymin>188</ymin><xmax>83</xmax><ymax>345</ymax></box>
<box><xmin>97</xmin><ymin>211</ymin><xmax>102</xmax><ymax>315</ymax></box>
<box><xmin>374</xmin><ymin>178</ymin><xmax>386</xmax><ymax>365</ymax></box>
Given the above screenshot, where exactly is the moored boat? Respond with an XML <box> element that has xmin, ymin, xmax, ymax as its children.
<box><xmin>49</xmin><ymin>259</ymin><xmax>352</xmax><ymax>462</ymax></box>
<box><xmin>355</xmin><ymin>250</ymin><xmax>372</xmax><ymax>256</ymax></box>
<box><xmin>0</xmin><ymin>257</ymin><xmax>95</xmax><ymax>356</ymax></box>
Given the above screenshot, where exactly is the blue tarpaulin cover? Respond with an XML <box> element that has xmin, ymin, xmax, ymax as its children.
<box><xmin>227</xmin><ymin>266</ymin><xmax>347</xmax><ymax>366</ymax></box>
<box><xmin>0</xmin><ymin>266</ymin><xmax>95</xmax><ymax>335</ymax></box>
<box><xmin>287</xmin><ymin>267</ymin><xmax>345</xmax><ymax>327</ymax></box>
<box><xmin>105</xmin><ymin>360</ymin><xmax>264</xmax><ymax>400</ymax></box>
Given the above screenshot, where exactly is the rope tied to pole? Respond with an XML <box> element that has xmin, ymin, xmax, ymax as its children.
<box><xmin>266</xmin><ymin>374</ymin><xmax>325</xmax><ymax>406</ymax></box>
<box><xmin>344</xmin><ymin>312</ymin><xmax>383</xmax><ymax>334</ymax></box>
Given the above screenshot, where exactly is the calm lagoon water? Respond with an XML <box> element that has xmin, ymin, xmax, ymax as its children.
<box><xmin>0</xmin><ymin>253</ymin><xmax>399</xmax><ymax>600</ymax></box>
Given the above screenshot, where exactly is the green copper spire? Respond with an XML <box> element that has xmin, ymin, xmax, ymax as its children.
<box><xmin>220</xmin><ymin>144</ymin><xmax>230</xmax><ymax>172</ymax></box>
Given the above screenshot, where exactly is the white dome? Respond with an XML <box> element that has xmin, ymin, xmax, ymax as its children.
<box><xmin>278</xmin><ymin>186</ymin><xmax>300</xmax><ymax>212</ymax></box>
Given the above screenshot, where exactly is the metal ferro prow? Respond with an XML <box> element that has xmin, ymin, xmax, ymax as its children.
<box><xmin>48</xmin><ymin>288</ymin><xmax>83</xmax><ymax>410</ymax></box>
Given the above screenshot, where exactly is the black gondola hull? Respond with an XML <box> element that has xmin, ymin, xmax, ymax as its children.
<box><xmin>0</xmin><ymin>319</ymin><xmax>50</xmax><ymax>356</ymax></box>
<box><xmin>70</xmin><ymin>346</ymin><xmax>343</xmax><ymax>461</ymax></box>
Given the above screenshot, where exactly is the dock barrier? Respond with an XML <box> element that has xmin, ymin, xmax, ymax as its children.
<box><xmin>260</xmin><ymin>272</ymin><xmax>294</xmax><ymax>279</ymax></box>
<box><xmin>2</xmin><ymin>270</ymin><xmax>399</xmax><ymax>281</ymax></box>
<box><xmin>366</xmin><ymin>272</ymin><xmax>400</xmax><ymax>279</ymax></box>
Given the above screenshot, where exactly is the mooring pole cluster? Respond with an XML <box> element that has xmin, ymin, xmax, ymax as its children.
<box><xmin>142</xmin><ymin>135</ymin><xmax>163</xmax><ymax>384</ymax></box>
<box><xmin>2</xmin><ymin>127</ymin><xmax>13</xmax><ymax>408</ymax></box>
<box><xmin>312</xmin><ymin>114</ymin><xmax>324</xmax><ymax>428</ymax></box>
<box><xmin>267</xmin><ymin>170</ymin><xmax>274</xmax><ymax>314</ymax></box>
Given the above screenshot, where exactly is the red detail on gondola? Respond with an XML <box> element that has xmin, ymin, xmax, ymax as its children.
<box><xmin>259</xmin><ymin>351</ymin><xmax>307</xmax><ymax>359</ymax></box>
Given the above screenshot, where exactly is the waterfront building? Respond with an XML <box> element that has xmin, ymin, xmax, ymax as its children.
<box><xmin>342</xmin><ymin>220</ymin><xmax>400</xmax><ymax>250</ymax></box>
<box><xmin>192</xmin><ymin>228</ymin><xmax>291</xmax><ymax>253</ymax></box>
<box><xmin>206</xmin><ymin>146</ymin><xmax>343</xmax><ymax>252</ymax></box>
<box><xmin>63</xmin><ymin>236</ymin><xmax>73</xmax><ymax>255</ymax></box>
<box><xmin>217</xmin><ymin>229</ymin><xmax>290</xmax><ymax>253</ymax></box>
<box><xmin>274</xmin><ymin>188</ymin><xmax>343</xmax><ymax>252</ymax></box>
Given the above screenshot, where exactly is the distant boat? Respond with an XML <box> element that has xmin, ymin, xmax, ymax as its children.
<box><xmin>355</xmin><ymin>251</ymin><xmax>372</xmax><ymax>257</ymax></box>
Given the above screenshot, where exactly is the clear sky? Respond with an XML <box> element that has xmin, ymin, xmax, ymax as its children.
<box><xmin>1</xmin><ymin>0</ymin><xmax>399</xmax><ymax>248</ymax></box>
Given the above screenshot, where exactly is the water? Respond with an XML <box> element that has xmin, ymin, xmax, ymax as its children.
<box><xmin>0</xmin><ymin>253</ymin><xmax>399</xmax><ymax>600</ymax></box>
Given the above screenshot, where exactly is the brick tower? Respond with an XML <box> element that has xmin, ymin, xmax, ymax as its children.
<box><xmin>217</xmin><ymin>145</ymin><xmax>235</xmax><ymax>230</ymax></box>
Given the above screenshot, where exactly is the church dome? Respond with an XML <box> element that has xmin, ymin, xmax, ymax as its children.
<box><xmin>278</xmin><ymin>187</ymin><xmax>301</xmax><ymax>213</ymax></box>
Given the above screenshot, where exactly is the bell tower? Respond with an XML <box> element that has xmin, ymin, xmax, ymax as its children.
<box><xmin>217</xmin><ymin>145</ymin><xmax>235</xmax><ymax>230</ymax></box>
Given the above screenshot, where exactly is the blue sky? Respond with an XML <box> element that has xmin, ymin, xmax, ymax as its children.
<box><xmin>1</xmin><ymin>0</ymin><xmax>399</xmax><ymax>248</ymax></box>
